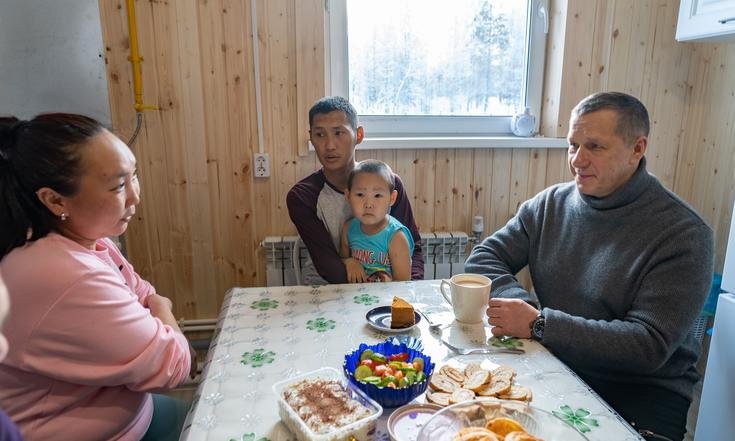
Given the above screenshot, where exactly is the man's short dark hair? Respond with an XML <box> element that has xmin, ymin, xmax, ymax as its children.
<box><xmin>572</xmin><ymin>92</ymin><xmax>650</xmax><ymax>144</ymax></box>
<box><xmin>308</xmin><ymin>96</ymin><xmax>359</xmax><ymax>130</ymax></box>
<box><xmin>347</xmin><ymin>159</ymin><xmax>395</xmax><ymax>192</ymax></box>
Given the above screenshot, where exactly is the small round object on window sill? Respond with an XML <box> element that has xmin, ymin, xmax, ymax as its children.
<box><xmin>510</xmin><ymin>107</ymin><xmax>537</xmax><ymax>137</ymax></box>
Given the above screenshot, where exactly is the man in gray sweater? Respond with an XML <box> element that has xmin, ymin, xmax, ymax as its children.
<box><xmin>465</xmin><ymin>92</ymin><xmax>713</xmax><ymax>441</ymax></box>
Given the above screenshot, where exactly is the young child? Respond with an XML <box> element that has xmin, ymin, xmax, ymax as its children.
<box><xmin>286</xmin><ymin>96</ymin><xmax>424</xmax><ymax>285</ymax></box>
<box><xmin>339</xmin><ymin>160</ymin><xmax>414</xmax><ymax>283</ymax></box>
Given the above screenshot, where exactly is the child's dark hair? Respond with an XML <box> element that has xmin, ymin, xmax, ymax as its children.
<box><xmin>308</xmin><ymin>96</ymin><xmax>358</xmax><ymax>130</ymax></box>
<box><xmin>347</xmin><ymin>159</ymin><xmax>396</xmax><ymax>192</ymax></box>
<box><xmin>0</xmin><ymin>113</ymin><xmax>105</xmax><ymax>258</ymax></box>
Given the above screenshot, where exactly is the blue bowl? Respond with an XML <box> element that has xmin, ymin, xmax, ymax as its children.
<box><xmin>343</xmin><ymin>341</ymin><xmax>435</xmax><ymax>408</ymax></box>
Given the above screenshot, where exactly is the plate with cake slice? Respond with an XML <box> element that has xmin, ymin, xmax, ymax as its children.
<box><xmin>366</xmin><ymin>296</ymin><xmax>421</xmax><ymax>333</ymax></box>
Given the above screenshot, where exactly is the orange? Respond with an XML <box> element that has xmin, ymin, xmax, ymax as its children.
<box><xmin>484</xmin><ymin>417</ymin><xmax>526</xmax><ymax>437</ymax></box>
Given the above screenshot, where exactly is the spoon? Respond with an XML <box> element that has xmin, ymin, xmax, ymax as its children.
<box><xmin>417</xmin><ymin>309</ymin><xmax>447</xmax><ymax>333</ymax></box>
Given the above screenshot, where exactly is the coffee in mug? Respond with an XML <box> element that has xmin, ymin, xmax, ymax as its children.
<box><xmin>439</xmin><ymin>274</ymin><xmax>492</xmax><ymax>323</ymax></box>
<box><xmin>455</xmin><ymin>281</ymin><xmax>486</xmax><ymax>288</ymax></box>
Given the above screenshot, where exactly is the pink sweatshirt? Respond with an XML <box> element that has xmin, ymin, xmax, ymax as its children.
<box><xmin>0</xmin><ymin>233</ymin><xmax>191</xmax><ymax>441</ymax></box>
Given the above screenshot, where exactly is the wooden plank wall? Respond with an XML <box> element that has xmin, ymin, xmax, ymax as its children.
<box><xmin>98</xmin><ymin>0</ymin><xmax>735</xmax><ymax>320</ymax></box>
<box><xmin>675</xmin><ymin>42</ymin><xmax>735</xmax><ymax>272</ymax></box>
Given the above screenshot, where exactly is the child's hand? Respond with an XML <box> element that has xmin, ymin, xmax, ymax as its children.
<box><xmin>343</xmin><ymin>258</ymin><xmax>368</xmax><ymax>283</ymax></box>
<box><xmin>368</xmin><ymin>271</ymin><xmax>392</xmax><ymax>283</ymax></box>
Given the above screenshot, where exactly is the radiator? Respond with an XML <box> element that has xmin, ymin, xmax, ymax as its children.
<box><xmin>262</xmin><ymin>232</ymin><xmax>470</xmax><ymax>286</ymax></box>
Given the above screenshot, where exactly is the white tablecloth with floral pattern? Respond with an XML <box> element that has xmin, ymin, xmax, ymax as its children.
<box><xmin>179</xmin><ymin>280</ymin><xmax>642</xmax><ymax>441</ymax></box>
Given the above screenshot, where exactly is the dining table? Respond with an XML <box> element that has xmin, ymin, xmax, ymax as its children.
<box><xmin>179</xmin><ymin>280</ymin><xmax>642</xmax><ymax>441</ymax></box>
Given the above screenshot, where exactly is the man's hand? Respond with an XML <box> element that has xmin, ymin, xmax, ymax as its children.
<box><xmin>486</xmin><ymin>298</ymin><xmax>540</xmax><ymax>338</ymax></box>
<box><xmin>343</xmin><ymin>258</ymin><xmax>368</xmax><ymax>283</ymax></box>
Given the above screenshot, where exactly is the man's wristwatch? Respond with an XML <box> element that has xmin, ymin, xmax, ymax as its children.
<box><xmin>530</xmin><ymin>312</ymin><xmax>545</xmax><ymax>341</ymax></box>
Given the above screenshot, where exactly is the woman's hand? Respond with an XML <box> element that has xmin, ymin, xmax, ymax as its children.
<box><xmin>486</xmin><ymin>298</ymin><xmax>539</xmax><ymax>338</ymax></box>
<box><xmin>145</xmin><ymin>293</ymin><xmax>182</xmax><ymax>333</ymax></box>
<box><xmin>147</xmin><ymin>293</ymin><xmax>173</xmax><ymax>317</ymax></box>
<box><xmin>188</xmin><ymin>342</ymin><xmax>198</xmax><ymax>379</ymax></box>
<box><xmin>147</xmin><ymin>293</ymin><xmax>197</xmax><ymax>377</ymax></box>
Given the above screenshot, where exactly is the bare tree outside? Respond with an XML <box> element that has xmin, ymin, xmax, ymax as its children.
<box><xmin>347</xmin><ymin>0</ymin><xmax>528</xmax><ymax>117</ymax></box>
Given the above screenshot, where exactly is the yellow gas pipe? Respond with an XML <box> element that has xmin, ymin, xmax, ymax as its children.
<box><xmin>125</xmin><ymin>0</ymin><xmax>157</xmax><ymax>113</ymax></box>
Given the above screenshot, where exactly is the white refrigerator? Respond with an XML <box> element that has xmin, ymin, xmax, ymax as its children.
<box><xmin>694</xmin><ymin>199</ymin><xmax>735</xmax><ymax>441</ymax></box>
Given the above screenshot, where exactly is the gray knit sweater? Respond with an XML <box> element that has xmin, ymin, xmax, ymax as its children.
<box><xmin>465</xmin><ymin>158</ymin><xmax>714</xmax><ymax>400</ymax></box>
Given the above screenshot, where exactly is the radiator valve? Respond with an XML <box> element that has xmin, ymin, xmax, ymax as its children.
<box><xmin>471</xmin><ymin>215</ymin><xmax>484</xmax><ymax>244</ymax></box>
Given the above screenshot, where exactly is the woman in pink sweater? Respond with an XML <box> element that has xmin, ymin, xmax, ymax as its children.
<box><xmin>0</xmin><ymin>114</ymin><xmax>194</xmax><ymax>441</ymax></box>
<box><xmin>0</xmin><ymin>274</ymin><xmax>23</xmax><ymax>441</ymax></box>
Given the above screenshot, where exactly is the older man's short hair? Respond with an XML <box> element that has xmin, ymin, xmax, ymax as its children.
<box><xmin>572</xmin><ymin>92</ymin><xmax>649</xmax><ymax>144</ymax></box>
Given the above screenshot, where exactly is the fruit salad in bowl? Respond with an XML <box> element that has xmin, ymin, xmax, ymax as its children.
<box><xmin>344</xmin><ymin>340</ymin><xmax>434</xmax><ymax>408</ymax></box>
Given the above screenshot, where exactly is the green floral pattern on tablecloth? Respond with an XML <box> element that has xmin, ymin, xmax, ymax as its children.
<box><xmin>250</xmin><ymin>299</ymin><xmax>279</xmax><ymax>311</ymax></box>
<box><xmin>553</xmin><ymin>405</ymin><xmax>599</xmax><ymax>433</ymax></box>
<box><xmin>306</xmin><ymin>317</ymin><xmax>336</xmax><ymax>332</ymax></box>
<box><xmin>183</xmin><ymin>282</ymin><xmax>639</xmax><ymax>441</ymax></box>
<box><xmin>489</xmin><ymin>336</ymin><xmax>524</xmax><ymax>350</ymax></box>
<box><xmin>353</xmin><ymin>293</ymin><xmax>379</xmax><ymax>305</ymax></box>
<box><xmin>228</xmin><ymin>434</ymin><xmax>270</xmax><ymax>441</ymax></box>
<box><xmin>240</xmin><ymin>349</ymin><xmax>276</xmax><ymax>367</ymax></box>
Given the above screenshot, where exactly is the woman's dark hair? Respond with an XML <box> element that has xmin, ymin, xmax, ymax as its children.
<box><xmin>0</xmin><ymin>113</ymin><xmax>105</xmax><ymax>259</ymax></box>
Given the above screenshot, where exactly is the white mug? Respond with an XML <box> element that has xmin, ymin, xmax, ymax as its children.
<box><xmin>440</xmin><ymin>274</ymin><xmax>492</xmax><ymax>323</ymax></box>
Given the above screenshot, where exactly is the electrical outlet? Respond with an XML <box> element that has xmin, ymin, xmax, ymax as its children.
<box><xmin>253</xmin><ymin>153</ymin><xmax>270</xmax><ymax>178</ymax></box>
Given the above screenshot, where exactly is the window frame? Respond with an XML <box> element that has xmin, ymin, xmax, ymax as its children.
<box><xmin>325</xmin><ymin>0</ymin><xmax>550</xmax><ymax>140</ymax></box>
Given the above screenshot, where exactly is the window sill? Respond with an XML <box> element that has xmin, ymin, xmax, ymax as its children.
<box><xmin>355</xmin><ymin>136</ymin><xmax>569</xmax><ymax>150</ymax></box>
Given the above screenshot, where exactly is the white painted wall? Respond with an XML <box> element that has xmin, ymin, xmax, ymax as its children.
<box><xmin>0</xmin><ymin>0</ymin><xmax>110</xmax><ymax>125</ymax></box>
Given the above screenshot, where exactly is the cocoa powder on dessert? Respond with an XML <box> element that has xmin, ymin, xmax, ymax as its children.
<box><xmin>283</xmin><ymin>378</ymin><xmax>372</xmax><ymax>434</ymax></box>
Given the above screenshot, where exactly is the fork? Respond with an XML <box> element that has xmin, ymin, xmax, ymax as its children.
<box><xmin>441</xmin><ymin>338</ymin><xmax>525</xmax><ymax>355</ymax></box>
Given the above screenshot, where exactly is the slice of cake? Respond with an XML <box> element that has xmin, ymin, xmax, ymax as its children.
<box><xmin>391</xmin><ymin>296</ymin><xmax>415</xmax><ymax>328</ymax></box>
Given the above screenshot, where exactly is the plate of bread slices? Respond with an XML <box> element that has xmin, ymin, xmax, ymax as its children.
<box><xmin>366</xmin><ymin>296</ymin><xmax>421</xmax><ymax>333</ymax></box>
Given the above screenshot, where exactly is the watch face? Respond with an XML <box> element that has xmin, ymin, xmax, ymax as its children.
<box><xmin>532</xmin><ymin>317</ymin><xmax>545</xmax><ymax>340</ymax></box>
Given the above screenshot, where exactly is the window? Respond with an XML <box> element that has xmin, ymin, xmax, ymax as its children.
<box><xmin>327</xmin><ymin>0</ymin><xmax>549</xmax><ymax>140</ymax></box>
